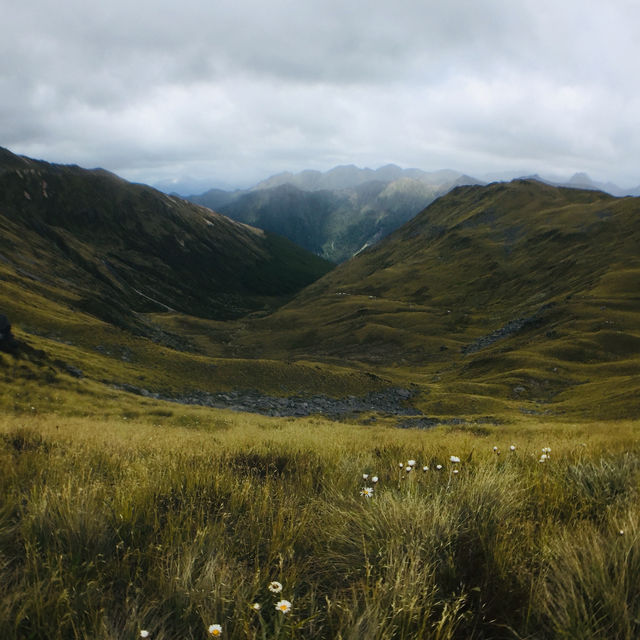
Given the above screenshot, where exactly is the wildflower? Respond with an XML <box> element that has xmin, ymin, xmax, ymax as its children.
<box><xmin>450</xmin><ymin>455</ymin><xmax>460</xmax><ymax>463</ymax></box>
<box><xmin>510</xmin><ymin>444</ymin><xmax>516</xmax><ymax>452</ymax></box>
<box><xmin>542</xmin><ymin>447</ymin><xmax>551</xmax><ymax>455</ymax></box>
<box><xmin>619</xmin><ymin>530</ymin><xmax>625</xmax><ymax>536</ymax></box>
<box><xmin>436</xmin><ymin>464</ymin><xmax>443</xmax><ymax>470</ymax></box>
<box><xmin>399</xmin><ymin>462</ymin><xmax>404</xmax><ymax>468</ymax></box>
<box><xmin>268</xmin><ymin>581</ymin><xmax>283</xmax><ymax>593</ymax></box>
<box><xmin>371</xmin><ymin>476</ymin><xmax>379</xmax><ymax>483</ymax></box>
<box><xmin>140</xmin><ymin>632</ymin><xmax>149</xmax><ymax>639</ymax></box>
<box><xmin>407</xmin><ymin>459</ymin><xmax>416</xmax><ymax>467</ymax></box>
<box><xmin>360</xmin><ymin>487</ymin><xmax>374</xmax><ymax>498</ymax></box>
<box><xmin>493</xmin><ymin>446</ymin><xmax>498</xmax><ymax>452</ymax></box>
<box><xmin>423</xmin><ymin>465</ymin><xmax>429</xmax><ymax>472</ymax></box>
<box><xmin>362</xmin><ymin>473</ymin><xmax>369</xmax><ymax>480</ymax></box>
<box><xmin>539</xmin><ymin>454</ymin><xmax>548</xmax><ymax>463</ymax></box>
<box><xmin>276</xmin><ymin>600</ymin><xmax>292</xmax><ymax>614</ymax></box>
<box><xmin>405</xmin><ymin>466</ymin><xmax>412</xmax><ymax>473</ymax></box>
<box><xmin>252</xmin><ymin>603</ymin><xmax>261</xmax><ymax>611</ymax></box>
<box><xmin>453</xmin><ymin>469</ymin><xmax>459</xmax><ymax>475</ymax></box>
<box><xmin>208</xmin><ymin>624</ymin><xmax>222</xmax><ymax>636</ymax></box>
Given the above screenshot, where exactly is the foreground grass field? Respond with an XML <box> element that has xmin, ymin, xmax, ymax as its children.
<box><xmin>1</xmin><ymin>401</ymin><xmax>639</xmax><ymax>640</ymax></box>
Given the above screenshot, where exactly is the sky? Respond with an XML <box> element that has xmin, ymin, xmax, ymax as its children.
<box><xmin>2</xmin><ymin>0</ymin><xmax>639</xmax><ymax>194</ymax></box>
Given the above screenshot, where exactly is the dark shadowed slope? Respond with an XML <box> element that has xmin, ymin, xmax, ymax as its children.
<box><xmin>0</xmin><ymin>147</ymin><xmax>333</xmax><ymax>335</ymax></box>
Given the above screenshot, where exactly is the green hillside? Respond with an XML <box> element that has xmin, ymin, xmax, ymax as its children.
<box><xmin>0</xmin><ymin>148</ymin><xmax>333</xmax><ymax>335</ymax></box>
<box><xmin>2</xmin><ymin>155</ymin><xmax>640</xmax><ymax>422</ymax></box>
<box><xmin>218</xmin><ymin>180</ymin><xmax>640</xmax><ymax>419</ymax></box>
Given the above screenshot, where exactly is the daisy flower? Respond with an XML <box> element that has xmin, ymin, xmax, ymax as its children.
<box><xmin>450</xmin><ymin>455</ymin><xmax>460</xmax><ymax>463</ymax></box>
<box><xmin>407</xmin><ymin>459</ymin><xmax>416</xmax><ymax>467</ymax></box>
<box><xmin>436</xmin><ymin>464</ymin><xmax>443</xmax><ymax>470</ymax></box>
<box><xmin>268</xmin><ymin>581</ymin><xmax>283</xmax><ymax>593</ymax></box>
<box><xmin>360</xmin><ymin>487</ymin><xmax>374</xmax><ymax>498</ymax></box>
<box><xmin>423</xmin><ymin>466</ymin><xmax>429</xmax><ymax>472</ymax></box>
<box><xmin>371</xmin><ymin>476</ymin><xmax>379</xmax><ymax>483</ymax></box>
<box><xmin>276</xmin><ymin>600</ymin><xmax>292</xmax><ymax>614</ymax></box>
<box><xmin>362</xmin><ymin>473</ymin><xmax>369</xmax><ymax>480</ymax></box>
<box><xmin>208</xmin><ymin>624</ymin><xmax>222</xmax><ymax>636</ymax></box>
<box><xmin>510</xmin><ymin>444</ymin><xmax>516</xmax><ymax>451</ymax></box>
<box><xmin>140</xmin><ymin>632</ymin><xmax>149</xmax><ymax>639</ymax></box>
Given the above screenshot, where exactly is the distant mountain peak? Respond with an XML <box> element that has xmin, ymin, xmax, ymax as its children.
<box><xmin>568</xmin><ymin>172</ymin><xmax>596</xmax><ymax>186</ymax></box>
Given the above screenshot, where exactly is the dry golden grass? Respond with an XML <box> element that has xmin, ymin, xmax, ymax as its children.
<box><xmin>2</xmin><ymin>399</ymin><xmax>640</xmax><ymax>639</ymax></box>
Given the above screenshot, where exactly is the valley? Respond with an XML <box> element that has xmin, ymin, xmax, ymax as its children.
<box><xmin>2</xmin><ymin>147</ymin><xmax>640</xmax><ymax>639</ymax></box>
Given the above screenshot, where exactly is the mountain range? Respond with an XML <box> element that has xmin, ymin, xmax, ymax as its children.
<box><xmin>186</xmin><ymin>164</ymin><xmax>640</xmax><ymax>263</ymax></box>
<box><xmin>187</xmin><ymin>165</ymin><xmax>481</xmax><ymax>262</ymax></box>
<box><xmin>2</xmin><ymin>146</ymin><xmax>640</xmax><ymax>422</ymax></box>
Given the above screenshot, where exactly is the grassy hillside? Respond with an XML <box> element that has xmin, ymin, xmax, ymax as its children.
<box><xmin>213</xmin><ymin>180</ymin><xmax>640</xmax><ymax>419</ymax></box>
<box><xmin>0</xmin><ymin>148</ymin><xmax>333</xmax><ymax>335</ymax></box>
<box><xmin>2</xmin><ymin>164</ymin><xmax>640</xmax><ymax>419</ymax></box>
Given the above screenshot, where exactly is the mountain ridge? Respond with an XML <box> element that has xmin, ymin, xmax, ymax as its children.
<box><xmin>0</xmin><ymin>146</ymin><xmax>333</xmax><ymax>334</ymax></box>
<box><xmin>188</xmin><ymin>166</ymin><xmax>482</xmax><ymax>262</ymax></box>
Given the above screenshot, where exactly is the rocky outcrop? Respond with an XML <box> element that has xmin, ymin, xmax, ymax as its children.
<box><xmin>462</xmin><ymin>304</ymin><xmax>554</xmax><ymax>355</ymax></box>
<box><xmin>112</xmin><ymin>383</ymin><xmax>422</xmax><ymax>420</ymax></box>
<box><xmin>0</xmin><ymin>314</ymin><xmax>17</xmax><ymax>352</ymax></box>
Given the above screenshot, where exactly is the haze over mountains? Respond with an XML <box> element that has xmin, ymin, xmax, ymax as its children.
<box><xmin>187</xmin><ymin>165</ymin><xmax>482</xmax><ymax>262</ymax></box>
<box><xmin>186</xmin><ymin>164</ymin><xmax>640</xmax><ymax>263</ymax></box>
<box><xmin>1</xmin><ymin>146</ymin><xmax>640</xmax><ymax>422</ymax></box>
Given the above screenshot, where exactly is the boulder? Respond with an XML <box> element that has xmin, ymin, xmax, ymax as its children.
<box><xmin>0</xmin><ymin>314</ymin><xmax>17</xmax><ymax>352</ymax></box>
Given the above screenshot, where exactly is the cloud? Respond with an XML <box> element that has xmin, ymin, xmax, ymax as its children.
<box><xmin>2</xmin><ymin>0</ymin><xmax>639</xmax><ymax>189</ymax></box>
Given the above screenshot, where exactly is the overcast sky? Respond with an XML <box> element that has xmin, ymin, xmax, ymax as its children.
<box><xmin>2</xmin><ymin>0</ymin><xmax>639</xmax><ymax>193</ymax></box>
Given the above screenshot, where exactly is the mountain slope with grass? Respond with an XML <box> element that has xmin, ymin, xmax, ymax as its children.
<box><xmin>0</xmin><ymin>147</ymin><xmax>333</xmax><ymax>335</ymax></box>
<box><xmin>228</xmin><ymin>179</ymin><xmax>640</xmax><ymax>419</ymax></box>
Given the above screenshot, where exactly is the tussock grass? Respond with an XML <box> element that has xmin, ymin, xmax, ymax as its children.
<box><xmin>1</xmin><ymin>410</ymin><xmax>640</xmax><ymax>639</ymax></box>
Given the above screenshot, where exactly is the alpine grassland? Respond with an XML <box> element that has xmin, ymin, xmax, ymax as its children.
<box><xmin>3</xmin><ymin>150</ymin><xmax>640</xmax><ymax>638</ymax></box>
<box><xmin>1</xmin><ymin>401</ymin><xmax>639</xmax><ymax>640</ymax></box>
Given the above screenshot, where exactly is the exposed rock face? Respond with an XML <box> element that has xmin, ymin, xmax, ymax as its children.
<box><xmin>0</xmin><ymin>314</ymin><xmax>17</xmax><ymax>352</ymax></box>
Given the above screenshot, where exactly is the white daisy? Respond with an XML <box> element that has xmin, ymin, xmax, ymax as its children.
<box><xmin>371</xmin><ymin>476</ymin><xmax>379</xmax><ymax>483</ymax></box>
<box><xmin>140</xmin><ymin>632</ymin><xmax>149</xmax><ymax>639</ymax></box>
<box><xmin>450</xmin><ymin>455</ymin><xmax>460</xmax><ymax>463</ymax></box>
<box><xmin>268</xmin><ymin>581</ymin><xmax>283</xmax><ymax>593</ymax></box>
<box><xmin>360</xmin><ymin>487</ymin><xmax>374</xmax><ymax>498</ymax></box>
<box><xmin>276</xmin><ymin>600</ymin><xmax>292</xmax><ymax>614</ymax></box>
<box><xmin>208</xmin><ymin>624</ymin><xmax>222</xmax><ymax>636</ymax></box>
